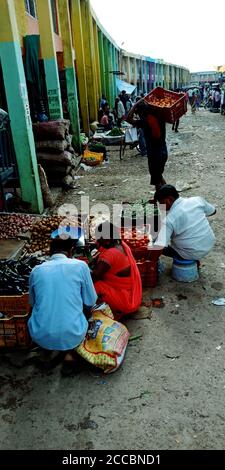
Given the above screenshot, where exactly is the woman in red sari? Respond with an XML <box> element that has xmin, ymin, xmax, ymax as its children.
<box><xmin>91</xmin><ymin>222</ymin><xmax>142</xmax><ymax>319</ymax></box>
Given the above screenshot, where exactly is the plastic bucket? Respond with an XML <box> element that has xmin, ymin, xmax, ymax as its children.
<box><xmin>172</xmin><ymin>258</ymin><xmax>199</xmax><ymax>282</ymax></box>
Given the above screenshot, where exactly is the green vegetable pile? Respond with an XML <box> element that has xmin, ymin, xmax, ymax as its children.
<box><xmin>88</xmin><ymin>143</ymin><xmax>106</xmax><ymax>153</ymax></box>
<box><xmin>80</xmin><ymin>133</ymin><xmax>88</xmax><ymax>144</ymax></box>
<box><xmin>108</xmin><ymin>127</ymin><xmax>124</xmax><ymax>136</ymax></box>
<box><xmin>122</xmin><ymin>200</ymin><xmax>157</xmax><ymax>219</ymax></box>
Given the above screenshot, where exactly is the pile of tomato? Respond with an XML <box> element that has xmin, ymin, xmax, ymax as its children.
<box><xmin>148</xmin><ymin>96</ymin><xmax>177</xmax><ymax>108</ymax></box>
<box><xmin>121</xmin><ymin>227</ymin><xmax>149</xmax><ymax>249</ymax></box>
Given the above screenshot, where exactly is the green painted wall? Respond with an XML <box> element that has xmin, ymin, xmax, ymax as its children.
<box><xmin>112</xmin><ymin>46</ymin><xmax>117</xmax><ymax>99</ymax></box>
<box><xmin>98</xmin><ymin>30</ymin><xmax>106</xmax><ymax>95</ymax></box>
<box><xmin>108</xmin><ymin>42</ymin><xmax>114</xmax><ymax>107</ymax></box>
<box><xmin>65</xmin><ymin>67</ymin><xmax>81</xmax><ymax>151</ymax></box>
<box><xmin>44</xmin><ymin>58</ymin><xmax>63</xmax><ymax>120</ymax></box>
<box><xmin>0</xmin><ymin>41</ymin><xmax>43</xmax><ymax>213</ymax></box>
<box><xmin>103</xmin><ymin>37</ymin><xmax>110</xmax><ymax>104</ymax></box>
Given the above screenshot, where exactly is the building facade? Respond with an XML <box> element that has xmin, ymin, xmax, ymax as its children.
<box><xmin>190</xmin><ymin>71</ymin><xmax>221</xmax><ymax>85</ymax></box>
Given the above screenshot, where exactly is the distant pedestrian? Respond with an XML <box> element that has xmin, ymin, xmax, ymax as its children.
<box><xmin>120</xmin><ymin>90</ymin><xmax>127</xmax><ymax>109</ymax></box>
<box><xmin>214</xmin><ymin>88</ymin><xmax>221</xmax><ymax>109</ymax></box>
<box><xmin>125</xmin><ymin>95</ymin><xmax>133</xmax><ymax>115</ymax></box>
<box><xmin>114</xmin><ymin>97</ymin><xmax>125</xmax><ymax>127</ymax></box>
<box><xmin>191</xmin><ymin>93</ymin><xmax>197</xmax><ymax>114</ymax></box>
<box><xmin>195</xmin><ymin>89</ymin><xmax>200</xmax><ymax>109</ymax></box>
<box><xmin>172</xmin><ymin>119</ymin><xmax>179</xmax><ymax>132</ymax></box>
<box><xmin>100</xmin><ymin>94</ymin><xmax>107</xmax><ymax>108</ymax></box>
<box><xmin>188</xmin><ymin>88</ymin><xmax>193</xmax><ymax>105</ymax></box>
<box><xmin>127</xmin><ymin>99</ymin><xmax>168</xmax><ymax>189</ymax></box>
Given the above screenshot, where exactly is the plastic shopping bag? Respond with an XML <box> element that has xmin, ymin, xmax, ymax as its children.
<box><xmin>125</xmin><ymin>127</ymin><xmax>138</xmax><ymax>143</ymax></box>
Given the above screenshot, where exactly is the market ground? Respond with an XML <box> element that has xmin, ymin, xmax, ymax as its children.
<box><xmin>1</xmin><ymin>107</ymin><xmax>225</xmax><ymax>451</ymax></box>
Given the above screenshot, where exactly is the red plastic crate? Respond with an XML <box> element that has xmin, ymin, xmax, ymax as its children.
<box><xmin>128</xmin><ymin>246</ymin><xmax>150</xmax><ymax>261</ymax></box>
<box><xmin>144</xmin><ymin>87</ymin><xmax>187</xmax><ymax>123</ymax></box>
<box><xmin>0</xmin><ymin>293</ymin><xmax>29</xmax><ymax>318</ymax></box>
<box><xmin>0</xmin><ymin>293</ymin><xmax>31</xmax><ymax>349</ymax></box>
<box><xmin>136</xmin><ymin>260</ymin><xmax>158</xmax><ymax>288</ymax></box>
<box><xmin>0</xmin><ymin>313</ymin><xmax>31</xmax><ymax>349</ymax></box>
<box><xmin>120</xmin><ymin>225</ymin><xmax>151</xmax><ymax>260</ymax></box>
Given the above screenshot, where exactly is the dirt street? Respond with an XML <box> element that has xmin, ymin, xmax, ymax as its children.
<box><xmin>1</xmin><ymin>107</ymin><xmax>225</xmax><ymax>450</ymax></box>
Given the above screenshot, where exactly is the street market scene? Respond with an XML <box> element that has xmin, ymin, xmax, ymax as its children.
<box><xmin>1</xmin><ymin>0</ymin><xmax>225</xmax><ymax>454</ymax></box>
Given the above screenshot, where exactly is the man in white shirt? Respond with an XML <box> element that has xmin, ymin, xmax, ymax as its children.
<box><xmin>188</xmin><ymin>88</ymin><xmax>193</xmax><ymax>104</ymax></box>
<box><xmin>28</xmin><ymin>237</ymin><xmax>97</xmax><ymax>375</ymax></box>
<box><xmin>214</xmin><ymin>88</ymin><xmax>221</xmax><ymax>109</ymax></box>
<box><xmin>150</xmin><ymin>185</ymin><xmax>216</xmax><ymax>262</ymax></box>
<box><xmin>117</xmin><ymin>97</ymin><xmax>125</xmax><ymax>126</ymax></box>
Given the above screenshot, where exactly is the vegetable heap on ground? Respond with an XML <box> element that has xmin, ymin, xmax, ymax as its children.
<box><xmin>26</xmin><ymin>216</ymin><xmax>83</xmax><ymax>255</ymax></box>
<box><xmin>0</xmin><ymin>256</ymin><xmax>43</xmax><ymax>296</ymax></box>
<box><xmin>121</xmin><ymin>200</ymin><xmax>156</xmax><ymax>219</ymax></box>
<box><xmin>0</xmin><ymin>214</ymin><xmax>37</xmax><ymax>239</ymax></box>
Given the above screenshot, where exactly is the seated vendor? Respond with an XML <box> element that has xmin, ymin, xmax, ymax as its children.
<box><xmin>150</xmin><ymin>184</ymin><xmax>216</xmax><ymax>263</ymax></box>
<box><xmin>28</xmin><ymin>237</ymin><xmax>97</xmax><ymax>376</ymax></box>
<box><xmin>100</xmin><ymin>110</ymin><xmax>114</xmax><ymax>131</ymax></box>
<box><xmin>91</xmin><ymin>222</ymin><xmax>142</xmax><ymax>318</ymax></box>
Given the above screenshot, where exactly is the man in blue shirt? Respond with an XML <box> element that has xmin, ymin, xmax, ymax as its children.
<box><xmin>28</xmin><ymin>237</ymin><xmax>97</xmax><ymax>375</ymax></box>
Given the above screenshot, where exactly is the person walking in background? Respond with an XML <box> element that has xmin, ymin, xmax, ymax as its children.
<box><xmin>214</xmin><ymin>87</ymin><xmax>221</xmax><ymax>109</ymax></box>
<box><xmin>133</xmin><ymin>96</ymin><xmax>147</xmax><ymax>156</ymax></box>
<box><xmin>127</xmin><ymin>98</ymin><xmax>168</xmax><ymax>188</ymax></box>
<box><xmin>100</xmin><ymin>94</ymin><xmax>107</xmax><ymax>108</ymax></box>
<box><xmin>188</xmin><ymin>88</ymin><xmax>193</xmax><ymax>105</ymax></box>
<box><xmin>195</xmin><ymin>89</ymin><xmax>200</xmax><ymax>110</ymax></box>
<box><xmin>203</xmin><ymin>87</ymin><xmax>208</xmax><ymax>107</ymax></box>
<box><xmin>191</xmin><ymin>92</ymin><xmax>197</xmax><ymax>114</ymax></box>
<box><xmin>172</xmin><ymin>119</ymin><xmax>179</xmax><ymax>132</ymax></box>
<box><xmin>114</xmin><ymin>96</ymin><xmax>125</xmax><ymax>127</ymax></box>
<box><xmin>120</xmin><ymin>90</ymin><xmax>127</xmax><ymax>109</ymax></box>
<box><xmin>125</xmin><ymin>94</ymin><xmax>133</xmax><ymax>115</ymax></box>
<box><xmin>185</xmin><ymin>90</ymin><xmax>189</xmax><ymax>104</ymax></box>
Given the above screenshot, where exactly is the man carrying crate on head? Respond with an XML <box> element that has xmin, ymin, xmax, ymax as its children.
<box><xmin>126</xmin><ymin>99</ymin><xmax>168</xmax><ymax>189</ymax></box>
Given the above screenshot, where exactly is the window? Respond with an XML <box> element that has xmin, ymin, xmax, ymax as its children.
<box><xmin>50</xmin><ymin>0</ymin><xmax>59</xmax><ymax>34</ymax></box>
<box><xmin>25</xmin><ymin>0</ymin><xmax>37</xmax><ymax>18</ymax></box>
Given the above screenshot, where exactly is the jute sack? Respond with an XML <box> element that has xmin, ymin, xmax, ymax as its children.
<box><xmin>38</xmin><ymin>165</ymin><xmax>54</xmax><ymax>207</ymax></box>
<box><xmin>33</xmin><ymin>120</ymin><xmax>70</xmax><ymax>141</ymax></box>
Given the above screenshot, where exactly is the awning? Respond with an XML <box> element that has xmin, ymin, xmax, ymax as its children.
<box><xmin>116</xmin><ymin>78</ymin><xmax>136</xmax><ymax>95</ymax></box>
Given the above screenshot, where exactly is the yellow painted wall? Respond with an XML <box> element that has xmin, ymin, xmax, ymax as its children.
<box><xmin>14</xmin><ymin>0</ymin><xmax>27</xmax><ymax>45</ymax></box>
<box><xmin>36</xmin><ymin>0</ymin><xmax>56</xmax><ymax>59</ymax></box>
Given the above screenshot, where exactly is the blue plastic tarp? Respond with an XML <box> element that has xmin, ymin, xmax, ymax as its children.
<box><xmin>116</xmin><ymin>78</ymin><xmax>136</xmax><ymax>95</ymax></box>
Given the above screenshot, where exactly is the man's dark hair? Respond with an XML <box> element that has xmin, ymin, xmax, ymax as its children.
<box><xmin>154</xmin><ymin>184</ymin><xmax>179</xmax><ymax>202</ymax></box>
<box><xmin>50</xmin><ymin>238</ymin><xmax>76</xmax><ymax>256</ymax></box>
<box><xmin>136</xmin><ymin>101</ymin><xmax>151</xmax><ymax>117</ymax></box>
